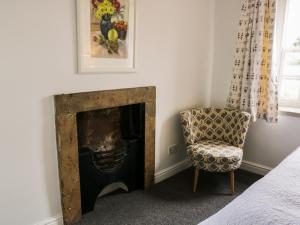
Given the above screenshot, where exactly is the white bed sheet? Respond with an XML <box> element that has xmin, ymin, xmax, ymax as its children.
<box><xmin>199</xmin><ymin>147</ymin><xmax>300</xmax><ymax>225</ymax></box>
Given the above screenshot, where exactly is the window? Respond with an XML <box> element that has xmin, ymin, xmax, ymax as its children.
<box><xmin>277</xmin><ymin>0</ymin><xmax>300</xmax><ymax>108</ymax></box>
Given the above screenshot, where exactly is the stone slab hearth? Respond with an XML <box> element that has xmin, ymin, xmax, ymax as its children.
<box><xmin>54</xmin><ymin>87</ymin><xmax>156</xmax><ymax>225</ymax></box>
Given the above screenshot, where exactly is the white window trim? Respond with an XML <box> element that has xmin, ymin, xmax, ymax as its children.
<box><xmin>279</xmin><ymin>106</ymin><xmax>300</xmax><ymax>116</ymax></box>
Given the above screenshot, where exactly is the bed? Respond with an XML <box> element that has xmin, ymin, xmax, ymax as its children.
<box><xmin>199</xmin><ymin>147</ymin><xmax>300</xmax><ymax>225</ymax></box>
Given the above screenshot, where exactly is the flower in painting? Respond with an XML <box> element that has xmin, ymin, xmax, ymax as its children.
<box><xmin>95</xmin><ymin>0</ymin><xmax>116</xmax><ymax>19</ymax></box>
<box><xmin>111</xmin><ymin>0</ymin><xmax>121</xmax><ymax>13</ymax></box>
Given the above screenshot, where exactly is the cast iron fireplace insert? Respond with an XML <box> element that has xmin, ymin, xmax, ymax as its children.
<box><xmin>76</xmin><ymin>104</ymin><xmax>145</xmax><ymax>214</ymax></box>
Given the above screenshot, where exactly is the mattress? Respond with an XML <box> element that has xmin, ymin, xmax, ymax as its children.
<box><xmin>199</xmin><ymin>147</ymin><xmax>300</xmax><ymax>225</ymax></box>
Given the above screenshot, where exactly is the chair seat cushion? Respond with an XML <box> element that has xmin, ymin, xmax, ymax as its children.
<box><xmin>187</xmin><ymin>139</ymin><xmax>243</xmax><ymax>172</ymax></box>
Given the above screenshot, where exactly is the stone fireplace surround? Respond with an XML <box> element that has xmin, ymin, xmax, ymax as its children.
<box><xmin>54</xmin><ymin>87</ymin><xmax>156</xmax><ymax>225</ymax></box>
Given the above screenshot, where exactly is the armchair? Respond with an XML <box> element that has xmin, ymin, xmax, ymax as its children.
<box><xmin>180</xmin><ymin>108</ymin><xmax>251</xmax><ymax>194</ymax></box>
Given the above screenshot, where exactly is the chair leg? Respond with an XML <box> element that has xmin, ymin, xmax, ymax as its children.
<box><xmin>193</xmin><ymin>168</ymin><xmax>200</xmax><ymax>192</ymax></box>
<box><xmin>230</xmin><ymin>171</ymin><xmax>235</xmax><ymax>195</ymax></box>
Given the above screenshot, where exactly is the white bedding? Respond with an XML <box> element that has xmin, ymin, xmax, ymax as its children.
<box><xmin>199</xmin><ymin>147</ymin><xmax>300</xmax><ymax>225</ymax></box>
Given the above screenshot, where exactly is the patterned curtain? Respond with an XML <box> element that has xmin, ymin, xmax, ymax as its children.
<box><xmin>226</xmin><ymin>0</ymin><xmax>278</xmax><ymax>122</ymax></box>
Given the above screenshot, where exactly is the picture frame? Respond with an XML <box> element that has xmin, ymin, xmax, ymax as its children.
<box><xmin>76</xmin><ymin>0</ymin><xmax>136</xmax><ymax>73</ymax></box>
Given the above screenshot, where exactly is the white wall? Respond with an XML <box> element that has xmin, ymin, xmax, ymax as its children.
<box><xmin>0</xmin><ymin>0</ymin><xmax>214</xmax><ymax>224</ymax></box>
<box><xmin>211</xmin><ymin>0</ymin><xmax>300</xmax><ymax>168</ymax></box>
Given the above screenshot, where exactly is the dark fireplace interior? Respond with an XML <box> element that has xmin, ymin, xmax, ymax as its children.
<box><xmin>76</xmin><ymin>103</ymin><xmax>145</xmax><ymax>214</ymax></box>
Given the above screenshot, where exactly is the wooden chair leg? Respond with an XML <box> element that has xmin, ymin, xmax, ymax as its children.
<box><xmin>230</xmin><ymin>171</ymin><xmax>235</xmax><ymax>195</ymax></box>
<box><xmin>193</xmin><ymin>168</ymin><xmax>200</xmax><ymax>192</ymax></box>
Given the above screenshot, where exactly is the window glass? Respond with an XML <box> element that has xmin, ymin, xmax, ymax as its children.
<box><xmin>282</xmin><ymin>0</ymin><xmax>300</xmax><ymax>50</ymax></box>
<box><xmin>281</xmin><ymin>52</ymin><xmax>300</xmax><ymax>76</ymax></box>
<box><xmin>279</xmin><ymin>79</ymin><xmax>300</xmax><ymax>101</ymax></box>
<box><xmin>278</xmin><ymin>0</ymin><xmax>300</xmax><ymax>107</ymax></box>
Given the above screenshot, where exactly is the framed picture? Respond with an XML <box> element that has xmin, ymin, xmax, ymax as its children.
<box><xmin>77</xmin><ymin>0</ymin><xmax>136</xmax><ymax>73</ymax></box>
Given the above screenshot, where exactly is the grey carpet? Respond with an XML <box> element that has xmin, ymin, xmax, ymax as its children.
<box><xmin>76</xmin><ymin>168</ymin><xmax>262</xmax><ymax>225</ymax></box>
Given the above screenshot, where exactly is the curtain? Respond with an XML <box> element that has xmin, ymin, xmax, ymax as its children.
<box><xmin>226</xmin><ymin>0</ymin><xmax>278</xmax><ymax>122</ymax></box>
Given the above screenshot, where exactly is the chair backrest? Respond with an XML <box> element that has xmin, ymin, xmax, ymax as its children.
<box><xmin>180</xmin><ymin>108</ymin><xmax>251</xmax><ymax>148</ymax></box>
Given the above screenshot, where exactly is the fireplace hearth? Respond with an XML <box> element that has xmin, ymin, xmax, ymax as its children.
<box><xmin>54</xmin><ymin>87</ymin><xmax>155</xmax><ymax>225</ymax></box>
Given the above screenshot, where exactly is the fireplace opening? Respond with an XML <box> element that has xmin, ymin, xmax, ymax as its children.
<box><xmin>76</xmin><ymin>103</ymin><xmax>145</xmax><ymax>214</ymax></box>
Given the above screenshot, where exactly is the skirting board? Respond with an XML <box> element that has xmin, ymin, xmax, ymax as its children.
<box><xmin>241</xmin><ymin>160</ymin><xmax>272</xmax><ymax>176</ymax></box>
<box><xmin>154</xmin><ymin>158</ymin><xmax>192</xmax><ymax>184</ymax></box>
<box><xmin>154</xmin><ymin>159</ymin><xmax>273</xmax><ymax>182</ymax></box>
<box><xmin>35</xmin><ymin>216</ymin><xmax>63</xmax><ymax>225</ymax></box>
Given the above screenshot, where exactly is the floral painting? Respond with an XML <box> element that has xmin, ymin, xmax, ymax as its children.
<box><xmin>90</xmin><ymin>0</ymin><xmax>129</xmax><ymax>58</ymax></box>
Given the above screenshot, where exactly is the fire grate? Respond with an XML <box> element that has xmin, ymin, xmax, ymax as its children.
<box><xmin>91</xmin><ymin>143</ymin><xmax>128</xmax><ymax>173</ymax></box>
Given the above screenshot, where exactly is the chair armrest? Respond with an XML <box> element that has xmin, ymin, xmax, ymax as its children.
<box><xmin>231</xmin><ymin>111</ymin><xmax>251</xmax><ymax>148</ymax></box>
<box><xmin>179</xmin><ymin>110</ymin><xmax>196</xmax><ymax>146</ymax></box>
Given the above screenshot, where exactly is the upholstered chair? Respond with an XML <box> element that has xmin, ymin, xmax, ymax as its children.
<box><xmin>180</xmin><ymin>108</ymin><xmax>251</xmax><ymax>194</ymax></box>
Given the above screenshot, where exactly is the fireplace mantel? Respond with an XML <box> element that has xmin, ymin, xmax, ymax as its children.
<box><xmin>54</xmin><ymin>87</ymin><xmax>156</xmax><ymax>225</ymax></box>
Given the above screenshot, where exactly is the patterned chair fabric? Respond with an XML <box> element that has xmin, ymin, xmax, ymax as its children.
<box><xmin>180</xmin><ymin>108</ymin><xmax>251</xmax><ymax>172</ymax></box>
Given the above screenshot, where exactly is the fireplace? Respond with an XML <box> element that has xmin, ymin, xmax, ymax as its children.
<box><xmin>77</xmin><ymin>104</ymin><xmax>145</xmax><ymax>214</ymax></box>
<box><xmin>54</xmin><ymin>87</ymin><xmax>155</xmax><ymax>225</ymax></box>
